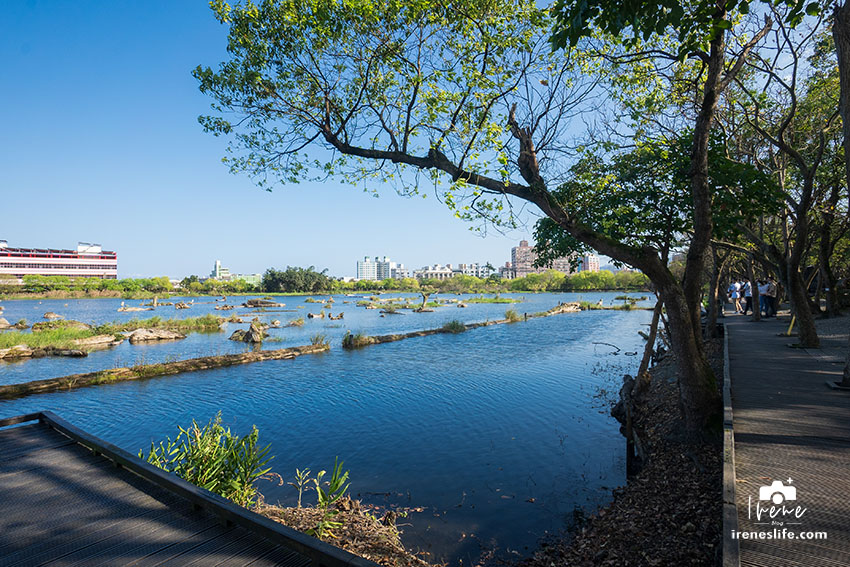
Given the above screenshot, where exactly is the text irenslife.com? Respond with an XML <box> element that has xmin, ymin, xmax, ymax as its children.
<box><xmin>731</xmin><ymin>529</ymin><xmax>827</xmax><ymax>540</ymax></box>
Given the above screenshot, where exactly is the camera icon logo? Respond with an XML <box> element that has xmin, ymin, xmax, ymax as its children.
<box><xmin>759</xmin><ymin>480</ymin><xmax>797</xmax><ymax>505</ymax></box>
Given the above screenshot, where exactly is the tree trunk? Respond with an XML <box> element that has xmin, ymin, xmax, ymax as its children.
<box><xmin>683</xmin><ymin>26</ymin><xmax>727</xmax><ymax>344</ymax></box>
<box><xmin>638</xmin><ymin>300</ymin><xmax>664</xmax><ymax>380</ymax></box>
<box><xmin>657</xmin><ymin>283</ymin><xmax>720</xmax><ymax>432</ymax></box>
<box><xmin>788</xmin><ymin>267</ymin><xmax>820</xmax><ymax>347</ymax></box>
<box><xmin>835</xmin><ymin>2</ymin><xmax>850</xmax><ymax>196</ymax></box>
<box><xmin>705</xmin><ymin>248</ymin><xmax>728</xmax><ymax>338</ymax></box>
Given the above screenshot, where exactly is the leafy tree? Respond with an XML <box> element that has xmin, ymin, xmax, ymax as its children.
<box><xmin>193</xmin><ymin>0</ymin><xmax>776</xmax><ymax>431</ymax></box>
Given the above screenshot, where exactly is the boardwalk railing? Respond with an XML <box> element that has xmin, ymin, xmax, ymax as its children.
<box><xmin>722</xmin><ymin>324</ymin><xmax>740</xmax><ymax>567</ymax></box>
<box><xmin>0</xmin><ymin>411</ymin><xmax>379</xmax><ymax>567</ymax></box>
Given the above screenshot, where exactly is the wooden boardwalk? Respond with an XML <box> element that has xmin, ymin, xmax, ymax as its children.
<box><xmin>0</xmin><ymin>413</ymin><xmax>377</xmax><ymax>567</ymax></box>
<box><xmin>727</xmin><ymin>314</ymin><xmax>850</xmax><ymax>566</ymax></box>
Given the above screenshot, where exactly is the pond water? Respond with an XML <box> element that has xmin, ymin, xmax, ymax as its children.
<box><xmin>0</xmin><ymin>292</ymin><xmax>653</xmax><ymax>564</ymax></box>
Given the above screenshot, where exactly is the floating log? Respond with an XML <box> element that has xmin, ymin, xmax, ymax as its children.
<box><xmin>343</xmin><ymin>301</ymin><xmax>583</xmax><ymax>350</ymax></box>
<box><xmin>0</xmin><ymin>343</ymin><xmax>330</xmax><ymax>400</ymax></box>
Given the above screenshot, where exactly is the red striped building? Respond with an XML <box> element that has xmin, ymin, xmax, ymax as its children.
<box><xmin>0</xmin><ymin>241</ymin><xmax>118</xmax><ymax>283</ymax></box>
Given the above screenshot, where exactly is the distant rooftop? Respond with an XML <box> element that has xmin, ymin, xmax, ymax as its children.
<box><xmin>0</xmin><ymin>240</ymin><xmax>116</xmax><ymax>256</ymax></box>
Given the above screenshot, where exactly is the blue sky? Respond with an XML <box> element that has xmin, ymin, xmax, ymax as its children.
<box><xmin>2</xmin><ymin>1</ymin><xmax>545</xmax><ymax>279</ymax></box>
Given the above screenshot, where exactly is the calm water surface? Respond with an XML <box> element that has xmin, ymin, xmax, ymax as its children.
<box><xmin>0</xmin><ymin>292</ymin><xmax>652</xmax><ymax>564</ymax></box>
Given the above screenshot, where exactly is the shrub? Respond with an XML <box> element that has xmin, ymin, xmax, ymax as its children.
<box><xmin>441</xmin><ymin>320</ymin><xmax>467</xmax><ymax>334</ymax></box>
<box><xmin>140</xmin><ymin>413</ymin><xmax>272</xmax><ymax>507</ymax></box>
<box><xmin>505</xmin><ymin>309</ymin><xmax>521</xmax><ymax>323</ymax></box>
<box><xmin>342</xmin><ymin>332</ymin><xmax>374</xmax><ymax>349</ymax></box>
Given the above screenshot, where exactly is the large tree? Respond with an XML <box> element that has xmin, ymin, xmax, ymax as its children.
<box><xmin>195</xmin><ymin>0</ymin><xmax>766</xmax><ymax>432</ymax></box>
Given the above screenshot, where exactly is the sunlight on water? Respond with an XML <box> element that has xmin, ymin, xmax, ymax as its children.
<box><xmin>0</xmin><ymin>292</ymin><xmax>653</xmax><ymax>564</ymax></box>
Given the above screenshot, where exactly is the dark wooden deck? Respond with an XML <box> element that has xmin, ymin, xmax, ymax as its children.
<box><xmin>727</xmin><ymin>315</ymin><xmax>850</xmax><ymax>567</ymax></box>
<box><xmin>0</xmin><ymin>413</ymin><xmax>378</xmax><ymax>567</ymax></box>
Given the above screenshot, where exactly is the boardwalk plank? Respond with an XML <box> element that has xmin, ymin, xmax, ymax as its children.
<box><xmin>0</xmin><ymin>415</ymin><xmax>375</xmax><ymax>567</ymax></box>
<box><xmin>728</xmin><ymin>314</ymin><xmax>850</xmax><ymax>567</ymax></box>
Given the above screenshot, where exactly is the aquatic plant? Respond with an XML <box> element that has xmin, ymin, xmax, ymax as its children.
<box><xmin>140</xmin><ymin>413</ymin><xmax>272</xmax><ymax>507</ymax></box>
<box><xmin>310</xmin><ymin>333</ymin><xmax>328</xmax><ymax>346</ymax></box>
<box><xmin>505</xmin><ymin>309</ymin><xmax>522</xmax><ymax>323</ymax></box>
<box><xmin>288</xmin><ymin>468</ymin><xmax>313</xmax><ymax>508</ymax></box>
<box><xmin>342</xmin><ymin>332</ymin><xmax>375</xmax><ymax>349</ymax></box>
<box><xmin>441</xmin><ymin>320</ymin><xmax>467</xmax><ymax>334</ymax></box>
<box><xmin>309</xmin><ymin>458</ymin><xmax>350</xmax><ymax>540</ymax></box>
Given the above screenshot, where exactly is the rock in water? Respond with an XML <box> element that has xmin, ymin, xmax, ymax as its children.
<box><xmin>43</xmin><ymin>312</ymin><xmax>63</xmax><ymax>320</ymax></box>
<box><xmin>0</xmin><ymin>317</ymin><xmax>11</xmax><ymax>330</ymax></box>
<box><xmin>0</xmin><ymin>345</ymin><xmax>34</xmax><ymax>359</ymax></box>
<box><xmin>229</xmin><ymin>321</ymin><xmax>268</xmax><ymax>343</ymax></box>
<box><xmin>243</xmin><ymin>299</ymin><xmax>283</xmax><ymax>308</ymax></box>
<box><xmin>128</xmin><ymin>328</ymin><xmax>187</xmax><ymax>344</ymax></box>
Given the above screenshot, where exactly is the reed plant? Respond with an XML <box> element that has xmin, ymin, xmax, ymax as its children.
<box><xmin>504</xmin><ymin>309</ymin><xmax>522</xmax><ymax>323</ymax></box>
<box><xmin>140</xmin><ymin>413</ymin><xmax>272</xmax><ymax>507</ymax></box>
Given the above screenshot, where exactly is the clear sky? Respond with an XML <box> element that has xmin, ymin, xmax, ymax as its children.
<box><xmin>1</xmin><ymin>1</ymin><xmax>550</xmax><ymax>279</ymax></box>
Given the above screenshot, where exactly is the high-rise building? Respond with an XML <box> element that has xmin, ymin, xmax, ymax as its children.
<box><xmin>511</xmin><ymin>240</ymin><xmax>536</xmax><ymax>277</ymax></box>
<box><xmin>510</xmin><ymin>240</ymin><xmax>579</xmax><ymax>277</ymax></box>
<box><xmin>582</xmin><ymin>254</ymin><xmax>600</xmax><ymax>272</ymax></box>
<box><xmin>376</xmin><ymin>256</ymin><xmax>396</xmax><ymax>280</ymax></box>
<box><xmin>357</xmin><ymin>256</ymin><xmax>407</xmax><ymax>280</ymax></box>
<box><xmin>356</xmin><ymin>256</ymin><xmax>378</xmax><ymax>281</ymax></box>
<box><xmin>0</xmin><ymin>241</ymin><xmax>118</xmax><ymax>283</ymax></box>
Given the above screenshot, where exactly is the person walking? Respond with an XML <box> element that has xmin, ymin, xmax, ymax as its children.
<box><xmin>758</xmin><ymin>280</ymin><xmax>769</xmax><ymax>317</ymax></box>
<box><xmin>765</xmin><ymin>279</ymin><xmax>777</xmax><ymax>317</ymax></box>
<box><xmin>729</xmin><ymin>281</ymin><xmax>742</xmax><ymax>314</ymax></box>
<box><xmin>742</xmin><ymin>280</ymin><xmax>753</xmax><ymax>315</ymax></box>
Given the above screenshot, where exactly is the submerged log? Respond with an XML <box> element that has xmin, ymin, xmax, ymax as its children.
<box><xmin>0</xmin><ymin>343</ymin><xmax>330</xmax><ymax>400</ymax></box>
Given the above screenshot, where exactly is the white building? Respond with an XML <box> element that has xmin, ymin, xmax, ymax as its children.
<box><xmin>413</xmin><ymin>264</ymin><xmax>455</xmax><ymax>280</ymax></box>
<box><xmin>456</xmin><ymin>262</ymin><xmax>495</xmax><ymax>278</ymax></box>
<box><xmin>0</xmin><ymin>241</ymin><xmax>118</xmax><ymax>283</ymax></box>
<box><xmin>356</xmin><ymin>256</ymin><xmax>378</xmax><ymax>281</ymax></box>
<box><xmin>357</xmin><ymin>256</ymin><xmax>408</xmax><ymax>281</ymax></box>
<box><xmin>390</xmin><ymin>265</ymin><xmax>409</xmax><ymax>279</ymax></box>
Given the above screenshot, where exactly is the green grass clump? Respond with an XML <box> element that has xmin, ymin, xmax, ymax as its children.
<box><xmin>310</xmin><ymin>333</ymin><xmax>329</xmax><ymax>346</ymax></box>
<box><xmin>95</xmin><ymin>314</ymin><xmax>223</xmax><ymax>334</ymax></box>
<box><xmin>466</xmin><ymin>296</ymin><xmax>517</xmax><ymax>304</ymax></box>
<box><xmin>441</xmin><ymin>320</ymin><xmax>467</xmax><ymax>334</ymax></box>
<box><xmin>504</xmin><ymin>309</ymin><xmax>522</xmax><ymax>323</ymax></box>
<box><xmin>287</xmin><ymin>317</ymin><xmax>305</xmax><ymax>327</ymax></box>
<box><xmin>342</xmin><ymin>332</ymin><xmax>374</xmax><ymax>349</ymax></box>
<box><xmin>0</xmin><ymin>328</ymin><xmax>95</xmax><ymax>350</ymax></box>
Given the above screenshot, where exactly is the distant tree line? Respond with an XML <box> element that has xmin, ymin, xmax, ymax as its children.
<box><xmin>0</xmin><ymin>275</ymin><xmax>174</xmax><ymax>295</ymax></box>
<box><xmin>331</xmin><ymin>269</ymin><xmax>648</xmax><ymax>293</ymax></box>
<box><xmin>0</xmin><ymin>267</ymin><xmax>648</xmax><ymax>297</ymax></box>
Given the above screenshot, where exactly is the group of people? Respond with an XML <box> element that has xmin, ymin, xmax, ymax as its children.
<box><xmin>727</xmin><ymin>279</ymin><xmax>778</xmax><ymax>317</ymax></box>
